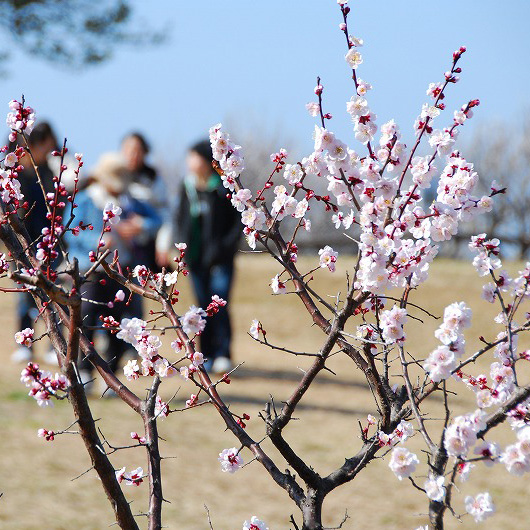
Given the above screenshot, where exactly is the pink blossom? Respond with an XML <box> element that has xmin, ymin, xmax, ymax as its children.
<box><xmin>154</xmin><ymin>395</ymin><xmax>169</xmax><ymax>420</ymax></box>
<box><xmin>124</xmin><ymin>467</ymin><xmax>144</xmax><ymax>487</ymax></box>
<box><xmin>130</xmin><ymin>432</ymin><xmax>144</xmax><ymax>444</ymax></box>
<box><xmin>102</xmin><ymin>202</ymin><xmax>122</xmax><ymax>224</ymax></box>
<box><xmin>465</xmin><ymin>492</ymin><xmax>495</xmax><ymax>523</ymax></box>
<box><xmin>186</xmin><ymin>394</ymin><xmax>198</xmax><ymax>408</ymax></box>
<box><xmin>37</xmin><ymin>428</ymin><xmax>55</xmax><ymax>441</ymax></box>
<box><xmin>345</xmin><ymin>48</ymin><xmax>363</xmax><ymax>69</ymax></box>
<box><xmin>218</xmin><ymin>447</ymin><xmax>244</xmax><ymax>473</ymax></box>
<box><xmin>306</xmin><ymin>102</ymin><xmax>320</xmax><ymax>117</ymax></box>
<box><xmin>180</xmin><ymin>306</ymin><xmax>207</xmax><ymax>335</ymax></box>
<box><xmin>380</xmin><ymin>306</ymin><xmax>407</xmax><ymax>343</ymax></box>
<box><xmin>243</xmin><ymin>516</ymin><xmax>269</xmax><ymax>530</ymax></box>
<box><xmin>424</xmin><ymin>474</ymin><xmax>446</xmax><ymax>502</ymax></box>
<box><xmin>388</xmin><ymin>447</ymin><xmax>419</xmax><ymax>480</ymax></box>
<box><xmin>191</xmin><ymin>351</ymin><xmax>204</xmax><ymax>367</ymax></box>
<box><xmin>231</xmin><ymin>188</ymin><xmax>252</xmax><ymax>212</ymax></box>
<box><xmin>249</xmin><ymin>319</ymin><xmax>261</xmax><ymax>339</ymax></box>
<box><xmin>423</xmin><ymin>346</ymin><xmax>456</xmax><ymax>382</ymax></box>
<box><xmin>271</xmin><ymin>274</ymin><xmax>287</xmax><ymax>295</ymax></box>
<box><xmin>115</xmin><ymin>467</ymin><xmax>127</xmax><ymax>484</ymax></box>
<box><xmin>15</xmin><ymin>327</ymin><xmax>34</xmax><ymax>347</ymax></box>
<box><xmin>114</xmin><ymin>290</ymin><xmax>125</xmax><ymax>302</ymax></box>
<box><xmin>117</xmin><ymin>317</ymin><xmax>146</xmax><ymax>345</ymax></box>
<box><xmin>123</xmin><ymin>359</ymin><xmax>140</xmax><ymax>381</ymax></box>
<box><xmin>318</xmin><ymin>246</ymin><xmax>338</xmax><ymax>272</ymax></box>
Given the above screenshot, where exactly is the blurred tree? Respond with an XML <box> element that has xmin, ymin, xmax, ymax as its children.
<box><xmin>447</xmin><ymin>115</ymin><xmax>530</xmax><ymax>259</ymax></box>
<box><xmin>0</xmin><ymin>0</ymin><xmax>164</xmax><ymax>67</ymax></box>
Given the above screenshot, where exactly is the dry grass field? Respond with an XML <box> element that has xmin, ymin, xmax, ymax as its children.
<box><xmin>1</xmin><ymin>254</ymin><xmax>529</xmax><ymax>529</ymax></box>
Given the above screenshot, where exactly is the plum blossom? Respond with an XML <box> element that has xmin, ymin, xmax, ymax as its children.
<box><xmin>423</xmin><ymin>346</ymin><xmax>456</xmax><ymax>382</ymax></box>
<box><xmin>218</xmin><ymin>447</ymin><xmax>243</xmax><ymax>473</ymax></box>
<box><xmin>465</xmin><ymin>492</ymin><xmax>495</xmax><ymax>523</ymax></box>
<box><xmin>154</xmin><ymin>395</ymin><xmax>169</xmax><ymax>420</ymax></box>
<box><xmin>180</xmin><ymin>306</ymin><xmax>207</xmax><ymax>335</ymax></box>
<box><xmin>117</xmin><ymin>318</ymin><xmax>146</xmax><ymax>346</ymax></box>
<box><xmin>186</xmin><ymin>394</ymin><xmax>198</xmax><ymax>408</ymax></box>
<box><xmin>133</xmin><ymin>264</ymin><xmax>149</xmax><ymax>285</ymax></box>
<box><xmin>410</xmin><ymin>156</ymin><xmax>436</xmax><ymax>189</ymax></box>
<box><xmin>115</xmin><ymin>467</ymin><xmax>127</xmax><ymax>484</ymax></box>
<box><xmin>231</xmin><ymin>188</ymin><xmax>252</xmax><ymax>212</ymax></box>
<box><xmin>306</xmin><ymin>102</ymin><xmax>320</xmax><ymax>117</ymax></box>
<box><xmin>356</xmin><ymin>78</ymin><xmax>372</xmax><ymax>96</ymax></box>
<box><xmin>6</xmin><ymin>99</ymin><xmax>35</xmax><ymax>134</ymax></box>
<box><xmin>346</xmin><ymin>96</ymin><xmax>368</xmax><ymax>117</ymax></box>
<box><xmin>424</xmin><ymin>475</ymin><xmax>446</xmax><ymax>502</ymax></box>
<box><xmin>474</xmin><ymin>441</ymin><xmax>500</xmax><ymax>466</ymax></box>
<box><xmin>241</xmin><ymin>206</ymin><xmax>266</xmax><ymax>231</ymax></box>
<box><xmin>271</xmin><ymin>274</ymin><xmax>287</xmax><ymax>294</ymax></box>
<box><xmin>249</xmin><ymin>319</ymin><xmax>261</xmax><ymax>339</ymax></box>
<box><xmin>103</xmin><ymin>202</ymin><xmax>122</xmax><ymax>224</ymax></box>
<box><xmin>500</xmin><ymin>443</ymin><xmax>530</xmax><ymax>476</ymax></box>
<box><xmin>318</xmin><ymin>246</ymin><xmax>338</xmax><ymax>272</ymax></box>
<box><xmin>444</xmin><ymin>414</ymin><xmax>480</xmax><ymax>457</ymax></box>
<box><xmin>131</xmin><ymin>431</ymin><xmax>146</xmax><ymax>444</ymax></box>
<box><xmin>380</xmin><ymin>306</ymin><xmax>407</xmax><ymax>343</ymax></box>
<box><xmin>243</xmin><ymin>516</ymin><xmax>269</xmax><ymax>530</ymax></box>
<box><xmin>123</xmin><ymin>467</ymin><xmax>144</xmax><ymax>487</ymax></box>
<box><xmin>392</xmin><ymin>420</ymin><xmax>414</xmax><ymax>443</ymax></box>
<box><xmin>164</xmin><ymin>270</ymin><xmax>179</xmax><ymax>286</ymax></box>
<box><xmin>15</xmin><ymin>327</ymin><xmax>34</xmax><ymax>347</ymax></box>
<box><xmin>457</xmin><ymin>462</ymin><xmax>475</xmax><ymax>482</ymax></box>
<box><xmin>284</xmin><ymin>164</ymin><xmax>304</xmax><ymax>185</ymax></box>
<box><xmin>37</xmin><ymin>428</ymin><xmax>55</xmax><ymax>441</ymax></box>
<box><xmin>114</xmin><ymin>290</ymin><xmax>125</xmax><ymax>303</ymax></box>
<box><xmin>4</xmin><ymin>151</ymin><xmax>17</xmax><ymax>167</ymax></box>
<box><xmin>191</xmin><ymin>351</ymin><xmax>204</xmax><ymax>367</ymax></box>
<box><xmin>345</xmin><ymin>48</ymin><xmax>363</xmax><ymax>69</ymax></box>
<box><xmin>388</xmin><ymin>447</ymin><xmax>419</xmax><ymax>480</ymax></box>
<box><xmin>481</xmin><ymin>283</ymin><xmax>496</xmax><ymax>303</ymax></box>
<box><xmin>294</xmin><ymin>198</ymin><xmax>309</xmax><ymax>219</ymax></box>
<box><xmin>123</xmin><ymin>359</ymin><xmax>140</xmax><ymax>381</ymax></box>
<box><xmin>20</xmin><ymin>362</ymin><xmax>68</xmax><ymax>407</ymax></box>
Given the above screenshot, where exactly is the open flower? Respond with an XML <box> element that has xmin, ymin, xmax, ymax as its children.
<box><xmin>218</xmin><ymin>447</ymin><xmax>243</xmax><ymax>473</ymax></box>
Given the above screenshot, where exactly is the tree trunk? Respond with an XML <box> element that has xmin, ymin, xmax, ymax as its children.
<box><xmin>301</xmin><ymin>488</ymin><xmax>324</xmax><ymax>530</ymax></box>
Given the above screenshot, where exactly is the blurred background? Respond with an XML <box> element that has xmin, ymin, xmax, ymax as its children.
<box><xmin>2</xmin><ymin>2</ymin><xmax>530</xmax><ymax>528</ymax></box>
<box><xmin>2</xmin><ymin>0</ymin><xmax>530</xmax><ymax>254</ymax></box>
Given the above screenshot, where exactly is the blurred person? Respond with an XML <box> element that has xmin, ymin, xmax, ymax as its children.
<box><xmin>11</xmin><ymin>123</ymin><xmax>60</xmax><ymax>363</ymax></box>
<box><xmin>121</xmin><ymin>132</ymin><xmax>166</xmax><ymax>271</ymax></box>
<box><xmin>172</xmin><ymin>140</ymin><xmax>241</xmax><ymax>373</ymax></box>
<box><xmin>65</xmin><ymin>153</ymin><xmax>161</xmax><ymax>390</ymax></box>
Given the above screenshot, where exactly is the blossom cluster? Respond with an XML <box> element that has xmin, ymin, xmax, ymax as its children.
<box><xmin>0</xmin><ymin>144</ymin><xmax>25</xmax><ymax>206</ymax></box>
<box><xmin>20</xmin><ymin>362</ymin><xmax>68</xmax><ymax>407</ymax></box>
<box><xmin>118</xmin><ymin>318</ymin><xmax>177</xmax><ymax>379</ymax></box>
<box><xmin>37</xmin><ymin>428</ymin><xmax>56</xmax><ymax>441</ymax></box>
<box><xmin>203</xmin><ymin>14</ymin><xmax>509</xmax><ymax>524</ymax></box>
<box><xmin>6</xmin><ymin>99</ymin><xmax>35</xmax><ymax>138</ymax></box>
<box><xmin>423</xmin><ymin>301</ymin><xmax>471</xmax><ymax>382</ymax></box>
<box><xmin>379</xmin><ymin>305</ymin><xmax>407</xmax><ymax>344</ymax></box>
<box><xmin>3</xmin><ymin>102</ymin><xmax>84</xmax><ymax>277</ymax></box>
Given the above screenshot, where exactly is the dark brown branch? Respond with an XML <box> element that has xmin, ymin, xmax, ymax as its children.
<box><xmin>143</xmin><ymin>377</ymin><xmax>163</xmax><ymax>530</ymax></box>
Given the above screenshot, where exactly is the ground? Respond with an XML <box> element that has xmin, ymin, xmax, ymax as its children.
<box><xmin>0</xmin><ymin>254</ymin><xmax>528</xmax><ymax>529</ymax></box>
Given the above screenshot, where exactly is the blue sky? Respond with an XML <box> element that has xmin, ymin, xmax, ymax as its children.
<box><xmin>2</xmin><ymin>0</ymin><xmax>529</xmax><ymax>181</ymax></box>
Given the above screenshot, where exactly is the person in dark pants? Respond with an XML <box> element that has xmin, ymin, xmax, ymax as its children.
<box><xmin>65</xmin><ymin>152</ymin><xmax>161</xmax><ymax>391</ymax></box>
<box><xmin>173</xmin><ymin>140</ymin><xmax>241</xmax><ymax>373</ymax></box>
